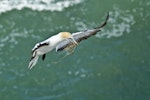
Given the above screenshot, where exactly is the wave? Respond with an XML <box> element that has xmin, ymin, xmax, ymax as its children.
<box><xmin>0</xmin><ymin>0</ymin><xmax>83</xmax><ymax>14</ymax></box>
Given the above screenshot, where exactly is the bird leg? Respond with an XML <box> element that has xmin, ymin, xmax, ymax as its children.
<box><xmin>42</xmin><ymin>54</ymin><xmax>46</xmax><ymax>61</ymax></box>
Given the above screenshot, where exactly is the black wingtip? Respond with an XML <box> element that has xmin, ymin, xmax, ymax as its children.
<box><xmin>94</xmin><ymin>12</ymin><xmax>109</xmax><ymax>29</ymax></box>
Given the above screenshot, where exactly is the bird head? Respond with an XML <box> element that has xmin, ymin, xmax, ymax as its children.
<box><xmin>59</xmin><ymin>32</ymin><xmax>78</xmax><ymax>45</ymax></box>
<box><xmin>59</xmin><ymin>32</ymin><xmax>72</xmax><ymax>39</ymax></box>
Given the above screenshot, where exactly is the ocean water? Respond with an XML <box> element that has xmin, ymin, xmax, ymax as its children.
<box><xmin>0</xmin><ymin>0</ymin><xmax>150</xmax><ymax>100</ymax></box>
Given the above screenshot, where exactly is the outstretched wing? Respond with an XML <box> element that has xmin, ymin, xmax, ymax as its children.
<box><xmin>56</xmin><ymin>12</ymin><xmax>109</xmax><ymax>52</ymax></box>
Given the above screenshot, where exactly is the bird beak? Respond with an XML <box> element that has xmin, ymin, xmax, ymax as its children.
<box><xmin>70</xmin><ymin>36</ymin><xmax>78</xmax><ymax>45</ymax></box>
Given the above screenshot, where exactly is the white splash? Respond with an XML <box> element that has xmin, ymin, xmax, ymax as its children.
<box><xmin>96</xmin><ymin>7</ymin><xmax>136</xmax><ymax>38</ymax></box>
<box><xmin>0</xmin><ymin>0</ymin><xmax>83</xmax><ymax>14</ymax></box>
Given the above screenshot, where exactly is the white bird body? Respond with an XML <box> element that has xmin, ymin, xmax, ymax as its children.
<box><xmin>28</xmin><ymin>32</ymin><xmax>76</xmax><ymax>69</ymax></box>
<box><xmin>33</xmin><ymin>34</ymin><xmax>62</xmax><ymax>55</ymax></box>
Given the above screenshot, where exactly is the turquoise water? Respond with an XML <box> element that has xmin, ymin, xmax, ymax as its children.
<box><xmin>0</xmin><ymin>0</ymin><xmax>150</xmax><ymax>100</ymax></box>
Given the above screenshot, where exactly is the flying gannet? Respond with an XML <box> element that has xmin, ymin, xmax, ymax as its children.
<box><xmin>28</xmin><ymin>32</ymin><xmax>77</xmax><ymax>69</ymax></box>
<box><xmin>28</xmin><ymin>13</ymin><xmax>109</xmax><ymax>69</ymax></box>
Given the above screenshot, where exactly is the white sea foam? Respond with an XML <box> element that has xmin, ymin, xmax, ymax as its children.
<box><xmin>0</xmin><ymin>0</ymin><xmax>83</xmax><ymax>14</ymax></box>
<box><xmin>0</xmin><ymin>29</ymin><xmax>31</xmax><ymax>51</ymax></box>
<box><xmin>67</xmin><ymin>68</ymin><xmax>88</xmax><ymax>78</ymax></box>
<box><xmin>75</xmin><ymin>21</ymin><xmax>88</xmax><ymax>31</ymax></box>
<box><xmin>96</xmin><ymin>7</ymin><xmax>136</xmax><ymax>38</ymax></box>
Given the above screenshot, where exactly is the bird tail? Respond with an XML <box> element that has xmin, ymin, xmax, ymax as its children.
<box><xmin>28</xmin><ymin>55</ymin><xmax>39</xmax><ymax>70</ymax></box>
<box><xmin>94</xmin><ymin>12</ymin><xmax>109</xmax><ymax>29</ymax></box>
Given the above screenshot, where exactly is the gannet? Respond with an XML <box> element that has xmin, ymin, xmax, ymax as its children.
<box><xmin>28</xmin><ymin>32</ymin><xmax>77</xmax><ymax>69</ymax></box>
<box><xmin>28</xmin><ymin>13</ymin><xmax>109</xmax><ymax>69</ymax></box>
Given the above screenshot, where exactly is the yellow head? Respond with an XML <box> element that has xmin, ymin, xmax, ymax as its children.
<box><xmin>59</xmin><ymin>32</ymin><xmax>72</xmax><ymax>39</ymax></box>
<box><xmin>59</xmin><ymin>32</ymin><xmax>78</xmax><ymax>45</ymax></box>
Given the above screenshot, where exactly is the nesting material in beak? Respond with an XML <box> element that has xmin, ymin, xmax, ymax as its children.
<box><xmin>70</xmin><ymin>36</ymin><xmax>78</xmax><ymax>45</ymax></box>
<box><xmin>63</xmin><ymin>37</ymin><xmax>78</xmax><ymax>54</ymax></box>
